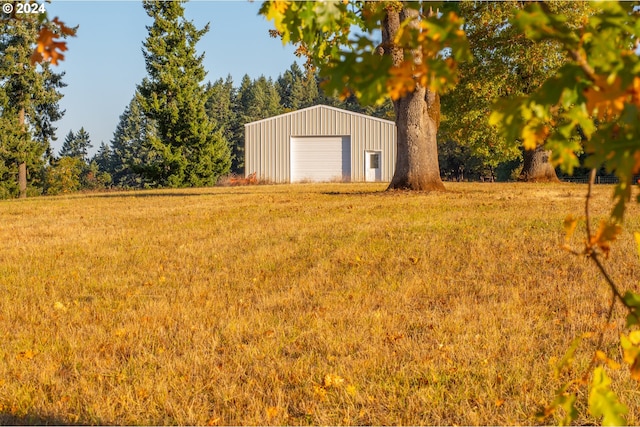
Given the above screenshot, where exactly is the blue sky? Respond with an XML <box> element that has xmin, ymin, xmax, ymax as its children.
<box><xmin>45</xmin><ymin>0</ymin><xmax>301</xmax><ymax>155</ymax></box>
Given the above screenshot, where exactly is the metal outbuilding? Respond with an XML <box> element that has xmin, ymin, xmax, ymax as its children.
<box><xmin>244</xmin><ymin>105</ymin><xmax>397</xmax><ymax>183</ymax></box>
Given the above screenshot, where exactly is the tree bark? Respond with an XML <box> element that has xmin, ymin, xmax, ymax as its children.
<box><xmin>383</xmin><ymin>5</ymin><xmax>445</xmax><ymax>191</ymax></box>
<box><xmin>519</xmin><ymin>146</ymin><xmax>559</xmax><ymax>182</ymax></box>
<box><xmin>18</xmin><ymin>107</ymin><xmax>27</xmax><ymax>198</ymax></box>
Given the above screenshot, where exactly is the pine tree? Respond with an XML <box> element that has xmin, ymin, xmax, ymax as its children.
<box><xmin>137</xmin><ymin>0</ymin><xmax>230</xmax><ymax>187</ymax></box>
<box><xmin>205</xmin><ymin>75</ymin><xmax>237</xmax><ymax>172</ymax></box>
<box><xmin>110</xmin><ymin>94</ymin><xmax>160</xmax><ymax>188</ymax></box>
<box><xmin>277</xmin><ymin>63</ymin><xmax>319</xmax><ymax>111</ymax></box>
<box><xmin>92</xmin><ymin>141</ymin><xmax>112</xmax><ymax>174</ymax></box>
<box><xmin>59</xmin><ymin>127</ymin><xmax>92</xmax><ymax>162</ymax></box>
<box><xmin>0</xmin><ymin>15</ymin><xmax>66</xmax><ymax>198</ymax></box>
<box><xmin>59</xmin><ymin>130</ymin><xmax>76</xmax><ymax>157</ymax></box>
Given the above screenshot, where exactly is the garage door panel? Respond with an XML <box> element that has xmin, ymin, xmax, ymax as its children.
<box><xmin>291</xmin><ymin>136</ymin><xmax>351</xmax><ymax>182</ymax></box>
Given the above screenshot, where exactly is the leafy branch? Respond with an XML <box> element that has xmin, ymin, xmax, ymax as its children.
<box><xmin>547</xmin><ymin>169</ymin><xmax>639</xmax><ymax>425</ymax></box>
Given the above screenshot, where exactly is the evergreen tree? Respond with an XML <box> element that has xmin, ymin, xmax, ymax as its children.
<box><xmin>137</xmin><ymin>0</ymin><xmax>230</xmax><ymax>187</ymax></box>
<box><xmin>0</xmin><ymin>14</ymin><xmax>66</xmax><ymax>198</ymax></box>
<box><xmin>59</xmin><ymin>127</ymin><xmax>92</xmax><ymax>162</ymax></box>
<box><xmin>205</xmin><ymin>75</ymin><xmax>236</xmax><ymax>143</ymax></box>
<box><xmin>59</xmin><ymin>130</ymin><xmax>75</xmax><ymax>157</ymax></box>
<box><xmin>277</xmin><ymin>62</ymin><xmax>319</xmax><ymax>111</ymax></box>
<box><xmin>233</xmin><ymin>74</ymin><xmax>282</xmax><ymax>174</ymax></box>
<box><xmin>110</xmin><ymin>94</ymin><xmax>160</xmax><ymax>188</ymax></box>
<box><xmin>92</xmin><ymin>141</ymin><xmax>112</xmax><ymax>174</ymax></box>
<box><xmin>205</xmin><ymin>75</ymin><xmax>237</xmax><ymax>172</ymax></box>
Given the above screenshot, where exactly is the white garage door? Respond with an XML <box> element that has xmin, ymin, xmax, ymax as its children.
<box><xmin>290</xmin><ymin>136</ymin><xmax>351</xmax><ymax>182</ymax></box>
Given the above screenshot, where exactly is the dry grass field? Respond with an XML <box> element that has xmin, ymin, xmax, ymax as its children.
<box><xmin>1</xmin><ymin>182</ymin><xmax>640</xmax><ymax>425</ymax></box>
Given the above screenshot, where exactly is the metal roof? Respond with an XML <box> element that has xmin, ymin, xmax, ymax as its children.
<box><xmin>244</xmin><ymin>104</ymin><xmax>396</xmax><ymax>127</ymax></box>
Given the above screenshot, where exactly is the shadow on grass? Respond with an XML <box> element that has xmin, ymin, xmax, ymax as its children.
<box><xmin>320</xmin><ymin>188</ymin><xmax>437</xmax><ymax>196</ymax></box>
<box><xmin>0</xmin><ymin>412</ymin><xmax>90</xmax><ymax>426</ymax></box>
<box><xmin>76</xmin><ymin>189</ymin><xmax>263</xmax><ymax>200</ymax></box>
<box><xmin>321</xmin><ymin>190</ymin><xmax>386</xmax><ymax>196</ymax></box>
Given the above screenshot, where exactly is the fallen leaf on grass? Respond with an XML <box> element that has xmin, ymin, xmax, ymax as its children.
<box><xmin>17</xmin><ymin>349</ymin><xmax>35</xmax><ymax>360</ymax></box>
<box><xmin>323</xmin><ymin>373</ymin><xmax>345</xmax><ymax>388</ymax></box>
<box><xmin>266</xmin><ymin>406</ymin><xmax>281</xmax><ymax>420</ymax></box>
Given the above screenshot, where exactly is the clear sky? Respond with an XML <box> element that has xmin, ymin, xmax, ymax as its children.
<box><xmin>44</xmin><ymin>0</ymin><xmax>301</xmax><ymax>155</ymax></box>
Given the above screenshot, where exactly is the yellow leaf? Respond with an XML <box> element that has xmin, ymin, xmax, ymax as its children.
<box><xmin>346</xmin><ymin>384</ymin><xmax>357</xmax><ymax>397</ymax></box>
<box><xmin>313</xmin><ymin>384</ymin><xmax>327</xmax><ymax>401</ymax></box>
<box><xmin>634</xmin><ymin>232</ymin><xmax>640</xmax><ymax>260</ymax></box>
<box><xmin>522</xmin><ymin>122</ymin><xmax>549</xmax><ymax>151</ymax></box>
<box><xmin>323</xmin><ymin>373</ymin><xmax>345</xmax><ymax>388</ymax></box>
<box><xmin>387</xmin><ymin>59</ymin><xmax>418</xmax><ymax>100</ymax></box>
<box><xmin>596</xmin><ymin>350</ymin><xmax>621</xmax><ymax>370</ymax></box>
<box><xmin>54</xmin><ymin>301</ymin><xmax>67</xmax><ymax>311</ymax></box>
<box><xmin>17</xmin><ymin>350</ymin><xmax>35</xmax><ymax>360</ymax></box>
<box><xmin>265</xmin><ymin>406</ymin><xmax>280</xmax><ymax>420</ymax></box>
<box><xmin>629</xmin><ymin>330</ymin><xmax>640</xmax><ymax>345</ymax></box>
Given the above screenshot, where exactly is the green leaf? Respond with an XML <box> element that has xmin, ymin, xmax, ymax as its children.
<box><xmin>624</xmin><ymin>291</ymin><xmax>640</xmax><ymax>327</ymax></box>
<box><xmin>589</xmin><ymin>367</ymin><xmax>628</xmax><ymax>426</ymax></box>
<box><xmin>555</xmin><ymin>333</ymin><xmax>590</xmax><ymax>377</ymax></box>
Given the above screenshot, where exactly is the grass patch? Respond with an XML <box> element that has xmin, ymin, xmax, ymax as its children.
<box><xmin>1</xmin><ymin>182</ymin><xmax>639</xmax><ymax>425</ymax></box>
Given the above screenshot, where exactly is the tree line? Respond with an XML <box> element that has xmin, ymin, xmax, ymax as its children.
<box><xmin>0</xmin><ymin>1</ymin><xmax>604</xmax><ymax>198</ymax></box>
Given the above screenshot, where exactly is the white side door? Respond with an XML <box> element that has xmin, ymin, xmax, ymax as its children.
<box><xmin>365</xmin><ymin>151</ymin><xmax>382</xmax><ymax>182</ymax></box>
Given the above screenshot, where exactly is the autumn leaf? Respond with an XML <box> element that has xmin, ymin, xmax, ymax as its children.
<box><xmin>313</xmin><ymin>384</ymin><xmax>327</xmax><ymax>401</ymax></box>
<box><xmin>52</xmin><ymin>17</ymin><xmax>77</xmax><ymax>37</ymax></box>
<box><xmin>595</xmin><ymin>350</ymin><xmax>621</xmax><ymax>370</ymax></box>
<box><xmin>265</xmin><ymin>1</ymin><xmax>291</xmax><ymax>32</ymax></box>
<box><xmin>621</xmin><ymin>332</ymin><xmax>640</xmax><ymax>381</ymax></box>
<box><xmin>621</xmin><ymin>331</ymin><xmax>640</xmax><ymax>358</ymax></box>
<box><xmin>522</xmin><ymin>122</ymin><xmax>550</xmax><ymax>151</ymax></box>
<box><xmin>387</xmin><ymin>59</ymin><xmax>417</xmax><ymax>100</ymax></box>
<box><xmin>345</xmin><ymin>384</ymin><xmax>357</xmax><ymax>397</ymax></box>
<box><xmin>31</xmin><ymin>27</ymin><xmax>68</xmax><ymax>65</ymax></box>
<box><xmin>323</xmin><ymin>373</ymin><xmax>345</xmax><ymax>388</ymax></box>
<box><xmin>584</xmin><ymin>76</ymin><xmax>627</xmax><ymax>120</ymax></box>
<box><xmin>16</xmin><ymin>349</ymin><xmax>35</xmax><ymax>360</ymax></box>
<box><xmin>265</xmin><ymin>406</ymin><xmax>281</xmax><ymax>420</ymax></box>
<box><xmin>590</xmin><ymin>220</ymin><xmax>622</xmax><ymax>258</ymax></box>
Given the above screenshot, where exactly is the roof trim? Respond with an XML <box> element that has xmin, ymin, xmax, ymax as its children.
<box><xmin>244</xmin><ymin>104</ymin><xmax>396</xmax><ymax>127</ymax></box>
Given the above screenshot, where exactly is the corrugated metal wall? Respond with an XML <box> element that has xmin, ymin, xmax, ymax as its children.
<box><xmin>245</xmin><ymin>105</ymin><xmax>397</xmax><ymax>183</ymax></box>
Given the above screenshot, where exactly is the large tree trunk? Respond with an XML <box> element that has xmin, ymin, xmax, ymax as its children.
<box><xmin>519</xmin><ymin>146</ymin><xmax>559</xmax><ymax>182</ymax></box>
<box><xmin>382</xmin><ymin>5</ymin><xmax>445</xmax><ymax>191</ymax></box>
<box><xmin>18</xmin><ymin>108</ymin><xmax>26</xmax><ymax>198</ymax></box>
